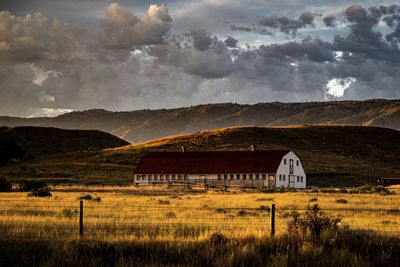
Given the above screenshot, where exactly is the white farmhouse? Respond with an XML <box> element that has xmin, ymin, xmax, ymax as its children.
<box><xmin>134</xmin><ymin>148</ymin><xmax>306</xmax><ymax>188</ymax></box>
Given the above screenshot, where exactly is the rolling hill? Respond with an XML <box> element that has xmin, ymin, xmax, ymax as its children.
<box><xmin>1</xmin><ymin>99</ymin><xmax>400</xmax><ymax>143</ymax></box>
<box><xmin>1</xmin><ymin>125</ymin><xmax>399</xmax><ymax>187</ymax></box>
<box><xmin>0</xmin><ymin>126</ymin><xmax>129</xmax><ymax>164</ymax></box>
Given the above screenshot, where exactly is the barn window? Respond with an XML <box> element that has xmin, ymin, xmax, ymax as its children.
<box><xmin>154</xmin><ymin>175</ymin><xmax>158</xmax><ymax>181</ymax></box>
<box><xmin>249</xmin><ymin>174</ymin><xmax>253</xmax><ymax>179</ymax></box>
<box><xmin>224</xmin><ymin>174</ymin><xmax>228</xmax><ymax>180</ymax></box>
<box><xmin>301</xmin><ymin>176</ymin><xmax>303</xmax><ymax>183</ymax></box>
<box><xmin>296</xmin><ymin>160</ymin><xmax>299</xmax><ymax>166</ymax></box>
<box><xmin>230</xmin><ymin>174</ymin><xmax>234</xmax><ymax>180</ymax></box>
<box><xmin>149</xmin><ymin>175</ymin><xmax>152</xmax><ymax>181</ymax></box>
<box><xmin>262</xmin><ymin>174</ymin><xmax>266</xmax><ymax>180</ymax></box>
<box><xmin>178</xmin><ymin>175</ymin><xmax>182</xmax><ymax>180</ymax></box>
<box><xmin>236</xmin><ymin>174</ymin><xmax>241</xmax><ymax>180</ymax></box>
<box><xmin>242</xmin><ymin>174</ymin><xmax>247</xmax><ymax>180</ymax></box>
<box><xmin>283</xmin><ymin>175</ymin><xmax>285</xmax><ymax>181</ymax></box>
<box><xmin>255</xmin><ymin>174</ymin><xmax>259</xmax><ymax>180</ymax></box>
<box><xmin>160</xmin><ymin>175</ymin><xmax>164</xmax><ymax>181</ymax></box>
<box><xmin>218</xmin><ymin>174</ymin><xmax>221</xmax><ymax>180</ymax></box>
<box><xmin>172</xmin><ymin>175</ymin><xmax>176</xmax><ymax>180</ymax></box>
<box><xmin>166</xmin><ymin>175</ymin><xmax>170</xmax><ymax>180</ymax></box>
<box><xmin>297</xmin><ymin>176</ymin><xmax>299</xmax><ymax>182</ymax></box>
<box><xmin>184</xmin><ymin>175</ymin><xmax>188</xmax><ymax>180</ymax></box>
<box><xmin>279</xmin><ymin>174</ymin><xmax>282</xmax><ymax>181</ymax></box>
<box><xmin>284</xmin><ymin>159</ymin><xmax>287</xmax><ymax>165</ymax></box>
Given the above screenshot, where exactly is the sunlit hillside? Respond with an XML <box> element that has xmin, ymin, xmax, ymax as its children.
<box><xmin>1</xmin><ymin>125</ymin><xmax>400</xmax><ymax>186</ymax></box>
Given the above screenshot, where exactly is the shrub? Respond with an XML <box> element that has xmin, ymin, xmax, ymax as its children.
<box><xmin>78</xmin><ymin>194</ymin><xmax>93</xmax><ymax>200</ymax></box>
<box><xmin>215</xmin><ymin>208</ymin><xmax>228</xmax><ymax>214</ymax></box>
<box><xmin>17</xmin><ymin>180</ymin><xmax>47</xmax><ymax>192</ymax></box>
<box><xmin>28</xmin><ymin>187</ymin><xmax>52</xmax><ymax>197</ymax></box>
<box><xmin>158</xmin><ymin>199</ymin><xmax>170</xmax><ymax>205</ymax></box>
<box><xmin>287</xmin><ymin>204</ymin><xmax>341</xmax><ymax>240</ymax></box>
<box><xmin>259</xmin><ymin>205</ymin><xmax>270</xmax><ymax>212</ymax></box>
<box><xmin>0</xmin><ymin>177</ymin><xmax>12</xmax><ymax>192</ymax></box>
<box><xmin>92</xmin><ymin>197</ymin><xmax>101</xmax><ymax>202</ymax></box>
<box><xmin>309</xmin><ymin>197</ymin><xmax>318</xmax><ymax>202</ymax></box>
<box><xmin>335</xmin><ymin>198</ymin><xmax>348</xmax><ymax>204</ymax></box>
<box><xmin>59</xmin><ymin>208</ymin><xmax>78</xmax><ymax>218</ymax></box>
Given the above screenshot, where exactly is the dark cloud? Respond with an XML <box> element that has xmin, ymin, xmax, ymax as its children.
<box><xmin>323</xmin><ymin>15</ymin><xmax>336</xmax><ymax>27</ymax></box>
<box><xmin>258</xmin><ymin>11</ymin><xmax>315</xmax><ymax>34</ymax></box>
<box><xmin>1</xmin><ymin>2</ymin><xmax>400</xmax><ymax>117</ymax></box>
<box><xmin>224</xmin><ymin>36</ymin><xmax>238</xmax><ymax>48</ymax></box>
<box><xmin>190</xmin><ymin>29</ymin><xmax>215</xmax><ymax>51</ymax></box>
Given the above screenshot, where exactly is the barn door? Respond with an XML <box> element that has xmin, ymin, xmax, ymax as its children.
<box><xmin>268</xmin><ymin>175</ymin><xmax>275</xmax><ymax>188</ymax></box>
<box><xmin>289</xmin><ymin>175</ymin><xmax>295</xmax><ymax>187</ymax></box>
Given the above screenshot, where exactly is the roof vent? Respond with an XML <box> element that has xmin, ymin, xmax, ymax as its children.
<box><xmin>181</xmin><ymin>146</ymin><xmax>187</xmax><ymax>153</ymax></box>
<box><xmin>250</xmin><ymin>145</ymin><xmax>257</xmax><ymax>151</ymax></box>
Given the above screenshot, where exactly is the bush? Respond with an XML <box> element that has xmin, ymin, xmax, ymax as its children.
<box><xmin>78</xmin><ymin>194</ymin><xmax>93</xmax><ymax>200</ymax></box>
<box><xmin>215</xmin><ymin>208</ymin><xmax>228</xmax><ymax>214</ymax></box>
<box><xmin>17</xmin><ymin>180</ymin><xmax>47</xmax><ymax>192</ymax></box>
<box><xmin>158</xmin><ymin>199</ymin><xmax>170</xmax><ymax>205</ymax></box>
<box><xmin>92</xmin><ymin>197</ymin><xmax>101</xmax><ymax>202</ymax></box>
<box><xmin>309</xmin><ymin>197</ymin><xmax>318</xmax><ymax>202</ymax></box>
<box><xmin>288</xmin><ymin>204</ymin><xmax>341</xmax><ymax>240</ymax></box>
<box><xmin>59</xmin><ymin>208</ymin><xmax>78</xmax><ymax>218</ymax></box>
<box><xmin>335</xmin><ymin>198</ymin><xmax>348</xmax><ymax>204</ymax></box>
<box><xmin>28</xmin><ymin>187</ymin><xmax>52</xmax><ymax>197</ymax></box>
<box><xmin>0</xmin><ymin>177</ymin><xmax>12</xmax><ymax>192</ymax></box>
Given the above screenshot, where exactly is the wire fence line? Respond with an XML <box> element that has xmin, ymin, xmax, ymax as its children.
<box><xmin>0</xmin><ymin>201</ymin><xmax>399</xmax><ymax>239</ymax></box>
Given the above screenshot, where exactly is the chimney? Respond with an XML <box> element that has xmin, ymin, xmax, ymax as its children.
<box><xmin>181</xmin><ymin>146</ymin><xmax>187</xmax><ymax>153</ymax></box>
<box><xmin>250</xmin><ymin>145</ymin><xmax>257</xmax><ymax>151</ymax></box>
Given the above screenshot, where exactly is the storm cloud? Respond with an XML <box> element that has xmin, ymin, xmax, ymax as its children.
<box><xmin>1</xmin><ymin>1</ymin><xmax>400</xmax><ymax>117</ymax></box>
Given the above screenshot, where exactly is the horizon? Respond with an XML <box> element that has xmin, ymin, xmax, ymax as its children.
<box><xmin>0</xmin><ymin>98</ymin><xmax>399</xmax><ymax>118</ymax></box>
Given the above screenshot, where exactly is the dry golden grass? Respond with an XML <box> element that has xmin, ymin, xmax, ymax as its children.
<box><xmin>0</xmin><ymin>186</ymin><xmax>399</xmax><ymax>241</ymax></box>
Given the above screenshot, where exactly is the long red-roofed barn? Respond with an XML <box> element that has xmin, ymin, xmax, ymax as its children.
<box><xmin>134</xmin><ymin>148</ymin><xmax>306</xmax><ymax>188</ymax></box>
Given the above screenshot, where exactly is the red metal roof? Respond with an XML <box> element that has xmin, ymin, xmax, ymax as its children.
<box><xmin>134</xmin><ymin>150</ymin><xmax>290</xmax><ymax>174</ymax></box>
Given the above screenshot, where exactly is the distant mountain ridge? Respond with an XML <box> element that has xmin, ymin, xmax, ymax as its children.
<box><xmin>1</xmin><ymin>99</ymin><xmax>400</xmax><ymax>143</ymax></box>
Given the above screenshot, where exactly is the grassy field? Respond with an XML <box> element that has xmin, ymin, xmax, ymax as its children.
<box><xmin>0</xmin><ymin>186</ymin><xmax>399</xmax><ymax>266</ymax></box>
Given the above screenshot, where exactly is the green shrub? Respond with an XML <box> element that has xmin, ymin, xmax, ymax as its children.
<box><xmin>0</xmin><ymin>177</ymin><xmax>12</xmax><ymax>192</ymax></box>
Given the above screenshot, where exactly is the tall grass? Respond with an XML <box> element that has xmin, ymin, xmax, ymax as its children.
<box><xmin>0</xmin><ymin>186</ymin><xmax>399</xmax><ymax>266</ymax></box>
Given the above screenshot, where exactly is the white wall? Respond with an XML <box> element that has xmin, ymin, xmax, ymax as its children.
<box><xmin>275</xmin><ymin>151</ymin><xmax>306</xmax><ymax>188</ymax></box>
<box><xmin>134</xmin><ymin>173</ymin><xmax>272</xmax><ymax>187</ymax></box>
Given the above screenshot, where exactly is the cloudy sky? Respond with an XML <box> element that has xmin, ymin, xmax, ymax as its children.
<box><xmin>0</xmin><ymin>0</ymin><xmax>399</xmax><ymax>117</ymax></box>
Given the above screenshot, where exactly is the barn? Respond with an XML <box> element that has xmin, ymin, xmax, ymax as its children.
<box><xmin>134</xmin><ymin>148</ymin><xmax>306</xmax><ymax>189</ymax></box>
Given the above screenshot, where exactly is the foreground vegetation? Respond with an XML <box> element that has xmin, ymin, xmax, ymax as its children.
<box><xmin>0</xmin><ymin>186</ymin><xmax>399</xmax><ymax>266</ymax></box>
<box><xmin>1</xmin><ymin>229</ymin><xmax>399</xmax><ymax>266</ymax></box>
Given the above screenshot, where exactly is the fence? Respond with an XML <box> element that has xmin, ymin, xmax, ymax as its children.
<box><xmin>0</xmin><ymin>200</ymin><xmax>399</xmax><ymax>240</ymax></box>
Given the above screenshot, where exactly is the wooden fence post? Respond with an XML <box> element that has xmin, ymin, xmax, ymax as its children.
<box><xmin>79</xmin><ymin>200</ymin><xmax>83</xmax><ymax>237</ymax></box>
<box><xmin>271</xmin><ymin>204</ymin><xmax>275</xmax><ymax>237</ymax></box>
